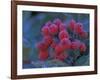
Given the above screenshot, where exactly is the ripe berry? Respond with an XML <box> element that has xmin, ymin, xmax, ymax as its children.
<box><xmin>59</xmin><ymin>30</ymin><xmax>69</xmax><ymax>40</ymax></box>
<box><xmin>49</xmin><ymin>24</ymin><xmax>58</xmax><ymax>35</ymax></box>
<box><xmin>45</xmin><ymin>21</ymin><xmax>52</xmax><ymax>27</ymax></box>
<box><xmin>55</xmin><ymin>44</ymin><xmax>64</xmax><ymax>54</ymax></box>
<box><xmin>44</xmin><ymin>36</ymin><xmax>53</xmax><ymax>46</ymax></box>
<box><xmin>38</xmin><ymin>50</ymin><xmax>49</xmax><ymax>61</ymax></box>
<box><xmin>36</xmin><ymin>41</ymin><xmax>48</xmax><ymax>51</ymax></box>
<box><xmin>59</xmin><ymin>23</ymin><xmax>66</xmax><ymax>31</ymax></box>
<box><xmin>75</xmin><ymin>23</ymin><xmax>83</xmax><ymax>34</ymax></box>
<box><xmin>51</xmin><ymin>41</ymin><xmax>57</xmax><ymax>48</ymax></box>
<box><xmin>53</xmin><ymin>18</ymin><xmax>62</xmax><ymax>27</ymax></box>
<box><xmin>61</xmin><ymin>38</ymin><xmax>71</xmax><ymax>49</ymax></box>
<box><xmin>79</xmin><ymin>31</ymin><xmax>88</xmax><ymax>38</ymax></box>
<box><xmin>55</xmin><ymin>53</ymin><xmax>68</xmax><ymax>61</ymax></box>
<box><xmin>41</xmin><ymin>26</ymin><xmax>50</xmax><ymax>36</ymax></box>
<box><xmin>79</xmin><ymin>43</ymin><xmax>86</xmax><ymax>52</ymax></box>
<box><xmin>69</xmin><ymin>19</ymin><xmax>76</xmax><ymax>31</ymax></box>
<box><xmin>71</xmin><ymin>41</ymin><xmax>80</xmax><ymax>50</ymax></box>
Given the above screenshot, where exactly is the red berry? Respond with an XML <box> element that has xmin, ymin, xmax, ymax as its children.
<box><xmin>69</xmin><ymin>19</ymin><xmax>76</xmax><ymax>31</ymax></box>
<box><xmin>53</xmin><ymin>18</ymin><xmax>62</xmax><ymax>27</ymax></box>
<box><xmin>44</xmin><ymin>36</ymin><xmax>53</xmax><ymax>45</ymax></box>
<box><xmin>55</xmin><ymin>44</ymin><xmax>64</xmax><ymax>54</ymax></box>
<box><xmin>41</xmin><ymin>26</ymin><xmax>50</xmax><ymax>36</ymax></box>
<box><xmin>61</xmin><ymin>38</ymin><xmax>71</xmax><ymax>49</ymax></box>
<box><xmin>75</xmin><ymin>23</ymin><xmax>83</xmax><ymax>34</ymax></box>
<box><xmin>38</xmin><ymin>50</ymin><xmax>49</xmax><ymax>61</ymax></box>
<box><xmin>79</xmin><ymin>43</ymin><xmax>86</xmax><ymax>52</ymax></box>
<box><xmin>59</xmin><ymin>30</ymin><xmax>69</xmax><ymax>40</ymax></box>
<box><xmin>71</xmin><ymin>41</ymin><xmax>80</xmax><ymax>50</ymax></box>
<box><xmin>55</xmin><ymin>53</ymin><xmax>68</xmax><ymax>61</ymax></box>
<box><xmin>45</xmin><ymin>21</ymin><xmax>52</xmax><ymax>27</ymax></box>
<box><xmin>36</xmin><ymin>41</ymin><xmax>48</xmax><ymax>50</ymax></box>
<box><xmin>59</xmin><ymin>23</ymin><xmax>66</xmax><ymax>31</ymax></box>
<box><xmin>79</xmin><ymin>31</ymin><xmax>88</xmax><ymax>38</ymax></box>
<box><xmin>49</xmin><ymin>24</ymin><xmax>58</xmax><ymax>35</ymax></box>
<box><xmin>51</xmin><ymin>41</ymin><xmax>57</xmax><ymax>48</ymax></box>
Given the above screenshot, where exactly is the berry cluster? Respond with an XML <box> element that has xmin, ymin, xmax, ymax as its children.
<box><xmin>36</xmin><ymin>19</ymin><xmax>87</xmax><ymax>62</ymax></box>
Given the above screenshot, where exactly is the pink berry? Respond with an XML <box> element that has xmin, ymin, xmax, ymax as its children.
<box><xmin>79</xmin><ymin>43</ymin><xmax>86</xmax><ymax>52</ymax></box>
<box><xmin>75</xmin><ymin>23</ymin><xmax>83</xmax><ymax>34</ymax></box>
<box><xmin>55</xmin><ymin>44</ymin><xmax>64</xmax><ymax>54</ymax></box>
<box><xmin>38</xmin><ymin>50</ymin><xmax>49</xmax><ymax>61</ymax></box>
<box><xmin>59</xmin><ymin>30</ymin><xmax>69</xmax><ymax>40</ymax></box>
<box><xmin>55</xmin><ymin>53</ymin><xmax>68</xmax><ymax>61</ymax></box>
<box><xmin>45</xmin><ymin>21</ymin><xmax>52</xmax><ymax>27</ymax></box>
<box><xmin>71</xmin><ymin>41</ymin><xmax>80</xmax><ymax>50</ymax></box>
<box><xmin>44</xmin><ymin>36</ymin><xmax>53</xmax><ymax>45</ymax></box>
<box><xmin>49</xmin><ymin>24</ymin><xmax>58</xmax><ymax>35</ymax></box>
<box><xmin>51</xmin><ymin>41</ymin><xmax>57</xmax><ymax>48</ymax></box>
<box><xmin>79</xmin><ymin>31</ymin><xmax>88</xmax><ymax>38</ymax></box>
<box><xmin>61</xmin><ymin>38</ymin><xmax>71</xmax><ymax>49</ymax></box>
<box><xmin>59</xmin><ymin>23</ymin><xmax>66</xmax><ymax>31</ymax></box>
<box><xmin>36</xmin><ymin>41</ymin><xmax>48</xmax><ymax>51</ymax></box>
<box><xmin>53</xmin><ymin>18</ymin><xmax>62</xmax><ymax>27</ymax></box>
<box><xmin>41</xmin><ymin>26</ymin><xmax>50</xmax><ymax>36</ymax></box>
<box><xmin>69</xmin><ymin>19</ymin><xmax>76</xmax><ymax>31</ymax></box>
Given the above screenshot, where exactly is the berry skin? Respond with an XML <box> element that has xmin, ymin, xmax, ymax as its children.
<box><xmin>59</xmin><ymin>30</ymin><xmax>69</xmax><ymax>40</ymax></box>
<box><xmin>45</xmin><ymin>21</ymin><xmax>52</xmax><ymax>27</ymax></box>
<box><xmin>43</xmin><ymin>36</ymin><xmax>53</xmax><ymax>45</ymax></box>
<box><xmin>69</xmin><ymin>19</ymin><xmax>76</xmax><ymax>31</ymax></box>
<box><xmin>41</xmin><ymin>26</ymin><xmax>50</xmax><ymax>36</ymax></box>
<box><xmin>49</xmin><ymin>24</ymin><xmax>58</xmax><ymax>35</ymax></box>
<box><xmin>38</xmin><ymin>50</ymin><xmax>49</xmax><ymax>61</ymax></box>
<box><xmin>79</xmin><ymin>31</ymin><xmax>88</xmax><ymax>38</ymax></box>
<box><xmin>53</xmin><ymin>18</ymin><xmax>62</xmax><ymax>27</ymax></box>
<box><xmin>59</xmin><ymin>23</ymin><xmax>66</xmax><ymax>31</ymax></box>
<box><xmin>36</xmin><ymin>41</ymin><xmax>48</xmax><ymax>51</ymax></box>
<box><xmin>61</xmin><ymin>38</ymin><xmax>71</xmax><ymax>49</ymax></box>
<box><xmin>51</xmin><ymin>41</ymin><xmax>57</xmax><ymax>48</ymax></box>
<box><xmin>75</xmin><ymin>23</ymin><xmax>83</xmax><ymax>34</ymax></box>
<box><xmin>79</xmin><ymin>43</ymin><xmax>86</xmax><ymax>52</ymax></box>
<box><xmin>55</xmin><ymin>44</ymin><xmax>64</xmax><ymax>54</ymax></box>
<box><xmin>71</xmin><ymin>41</ymin><xmax>80</xmax><ymax>50</ymax></box>
<box><xmin>55</xmin><ymin>53</ymin><xmax>68</xmax><ymax>61</ymax></box>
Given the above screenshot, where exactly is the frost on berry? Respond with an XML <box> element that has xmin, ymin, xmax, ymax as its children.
<box><xmin>49</xmin><ymin>24</ymin><xmax>58</xmax><ymax>35</ymax></box>
<box><xmin>36</xmin><ymin>18</ymin><xmax>89</xmax><ymax>65</ymax></box>
<box><xmin>38</xmin><ymin>50</ymin><xmax>49</xmax><ymax>61</ymax></box>
<box><xmin>79</xmin><ymin>43</ymin><xmax>87</xmax><ymax>52</ymax></box>
<box><xmin>59</xmin><ymin>30</ymin><xmax>69</xmax><ymax>40</ymax></box>
<box><xmin>69</xmin><ymin>19</ymin><xmax>76</xmax><ymax>31</ymax></box>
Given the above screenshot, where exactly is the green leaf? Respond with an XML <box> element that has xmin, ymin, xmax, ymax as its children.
<box><xmin>75</xmin><ymin>55</ymin><xmax>89</xmax><ymax>66</ymax></box>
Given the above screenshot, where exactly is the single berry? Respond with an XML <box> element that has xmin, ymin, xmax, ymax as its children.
<box><xmin>79</xmin><ymin>31</ymin><xmax>88</xmax><ymax>38</ymax></box>
<box><xmin>38</xmin><ymin>50</ymin><xmax>49</xmax><ymax>61</ymax></box>
<box><xmin>71</xmin><ymin>41</ymin><xmax>80</xmax><ymax>50</ymax></box>
<box><xmin>61</xmin><ymin>38</ymin><xmax>71</xmax><ymax>49</ymax></box>
<box><xmin>75</xmin><ymin>23</ymin><xmax>83</xmax><ymax>34</ymax></box>
<box><xmin>41</xmin><ymin>26</ymin><xmax>50</xmax><ymax>36</ymax></box>
<box><xmin>79</xmin><ymin>43</ymin><xmax>86</xmax><ymax>52</ymax></box>
<box><xmin>55</xmin><ymin>53</ymin><xmax>68</xmax><ymax>61</ymax></box>
<box><xmin>55</xmin><ymin>44</ymin><xmax>64</xmax><ymax>54</ymax></box>
<box><xmin>51</xmin><ymin>41</ymin><xmax>57</xmax><ymax>48</ymax></box>
<box><xmin>69</xmin><ymin>19</ymin><xmax>76</xmax><ymax>31</ymax></box>
<box><xmin>44</xmin><ymin>36</ymin><xmax>53</xmax><ymax>45</ymax></box>
<box><xmin>53</xmin><ymin>18</ymin><xmax>62</xmax><ymax>27</ymax></box>
<box><xmin>49</xmin><ymin>24</ymin><xmax>58</xmax><ymax>35</ymax></box>
<box><xmin>59</xmin><ymin>30</ymin><xmax>69</xmax><ymax>40</ymax></box>
<box><xmin>59</xmin><ymin>23</ymin><xmax>66</xmax><ymax>31</ymax></box>
<box><xmin>45</xmin><ymin>21</ymin><xmax>52</xmax><ymax>27</ymax></box>
<box><xmin>36</xmin><ymin>41</ymin><xmax>48</xmax><ymax>50</ymax></box>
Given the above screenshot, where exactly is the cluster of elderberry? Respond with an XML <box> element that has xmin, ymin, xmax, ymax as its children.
<box><xmin>36</xmin><ymin>19</ymin><xmax>87</xmax><ymax>62</ymax></box>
